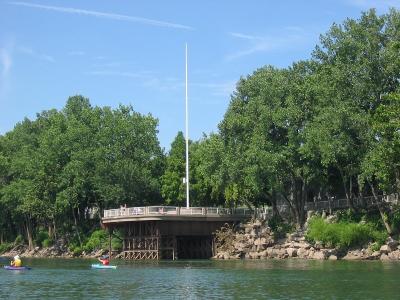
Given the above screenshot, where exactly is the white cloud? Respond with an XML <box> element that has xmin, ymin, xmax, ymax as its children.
<box><xmin>88</xmin><ymin>68</ymin><xmax>236</xmax><ymax>96</ymax></box>
<box><xmin>0</xmin><ymin>48</ymin><xmax>12</xmax><ymax>78</ymax></box>
<box><xmin>0</xmin><ymin>43</ymin><xmax>13</xmax><ymax>102</ymax></box>
<box><xmin>226</xmin><ymin>29</ymin><xmax>306</xmax><ymax>61</ymax></box>
<box><xmin>10</xmin><ymin>1</ymin><xmax>193</xmax><ymax>30</ymax></box>
<box><xmin>229</xmin><ymin>32</ymin><xmax>264</xmax><ymax>41</ymax></box>
<box><xmin>18</xmin><ymin>46</ymin><xmax>55</xmax><ymax>62</ymax></box>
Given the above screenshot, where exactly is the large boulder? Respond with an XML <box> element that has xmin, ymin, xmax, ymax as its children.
<box><xmin>312</xmin><ymin>250</ymin><xmax>329</xmax><ymax>260</ymax></box>
<box><xmin>380</xmin><ymin>253</ymin><xmax>389</xmax><ymax>261</ymax></box>
<box><xmin>388</xmin><ymin>250</ymin><xmax>400</xmax><ymax>260</ymax></box>
<box><xmin>380</xmin><ymin>245</ymin><xmax>391</xmax><ymax>254</ymax></box>
<box><xmin>286</xmin><ymin>248</ymin><xmax>297</xmax><ymax>257</ymax></box>
<box><xmin>297</xmin><ymin>248</ymin><xmax>309</xmax><ymax>258</ymax></box>
<box><xmin>386</xmin><ymin>238</ymin><xmax>399</xmax><ymax>252</ymax></box>
<box><xmin>343</xmin><ymin>250</ymin><xmax>364</xmax><ymax>260</ymax></box>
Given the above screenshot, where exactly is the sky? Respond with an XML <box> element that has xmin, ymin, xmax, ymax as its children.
<box><xmin>1</xmin><ymin>0</ymin><xmax>399</xmax><ymax>149</ymax></box>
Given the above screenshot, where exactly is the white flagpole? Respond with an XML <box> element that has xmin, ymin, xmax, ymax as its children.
<box><xmin>185</xmin><ymin>43</ymin><xmax>190</xmax><ymax>208</ymax></box>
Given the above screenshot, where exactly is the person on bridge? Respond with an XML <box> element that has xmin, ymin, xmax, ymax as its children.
<box><xmin>11</xmin><ymin>255</ymin><xmax>22</xmax><ymax>267</ymax></box>
<box><xmin>98</xmin><ymin>255</ymin><xmax>109</xmax><ymax>265</ymax></box>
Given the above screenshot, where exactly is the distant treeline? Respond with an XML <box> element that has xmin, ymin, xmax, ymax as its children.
<box><xmin>0</xmin><ymin>9</ymin><xmax>399</xmax><ymax>247</ymax></box>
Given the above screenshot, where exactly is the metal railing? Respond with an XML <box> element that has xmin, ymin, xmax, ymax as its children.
<box><xmin>103</xmin><ymin>194</ymin><xmax>399</xmax><ymax>219</ymax></box>
<box><xmin>103</xmin><ymin>206</ymin><xmax>253</xmax><ymax>219</ymax></box>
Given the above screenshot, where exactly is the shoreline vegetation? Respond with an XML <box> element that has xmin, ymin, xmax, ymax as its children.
<box><xmin>1</xmin><ymin>9</ymin><xmax>400</xmax><ymax>258</ymax></box>
<box><xmin>1</xmin><ymin>208</ymin><xmax>400</xmax><ymax>261</ymax></box>
<box><xmin>213</xmin><ymin>209</ymin><xmax>400</xmax><ymax>261</ymax></box>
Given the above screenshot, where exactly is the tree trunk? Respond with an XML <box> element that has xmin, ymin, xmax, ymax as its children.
<box><xmin>369</xmin><ymin>181</ymin><xmax>392</xmax><ymax>235</ymax></box>
<box><xmin>395</xmin><ymin>168</ymin><xmax>400</xmax><ymax>193</ymax></box>
<box><xmin>48</xmin><ymin>224</ymin><xmax>53</xmax><ymax>240</ymax></box>
<box><xmin>288</xmin><ymin>176</ymin><xmax>306</xmax><ymax>229</ymax></box>
<box><xmin>339</xmin><ymin>169</ymin><xmax>354</xmax><ymax>210</ymax></box>
<box><xmin>72</xmin><ymin>207</ymin><xmax>82</xmax><ymax>246</ymax></box>
<box><xmin>271</xmin><ymin>190</ymin><xmax>280</xmax><ymax>218</ymax></box>
<box><xmin>25</xmin><ymin>217</ymin><xmax>33</xmax><ymax>250</ymax></box>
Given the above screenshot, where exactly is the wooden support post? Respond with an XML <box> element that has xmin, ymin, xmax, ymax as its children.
<box><xmin>109</xmin><ymin>227</ymin><xmax>113</xmax><ymax>260</ymax></box>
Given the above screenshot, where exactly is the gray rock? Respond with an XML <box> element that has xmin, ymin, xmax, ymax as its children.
<box><xmin>297</xmin><ymin>248</ymin><xmax>309</xmax><ymax>258</ymax></box>
<box><xmin>388</xmin><ymin>250</ymin><xmax>400</xmax><ymax>260</ymax></box>
<box><xmin>328</xmin><ymin>255</ymin><xmax>338</xmax><ymax>260</ymax></box>
<box><xmin>287</xmin><ymin>248</ymin><xmax>297</xmax><ymax>257</ymax></box>
<box><xmin>343</xmin><ymin>251</ymin><xmax>363</xmax><ymax>260</ymax></box>
<box><xmin>380</xmin><ymin>245</ymin><xmax>391</xmax><ymax>254</ymax></box>
<box><xmin>314</xmin><ymin>241</ymin><xmax>323</xmax><ymax>250</ymax></box>
<box><xmin>386</xmin><ymin>238</ymin><xmax>399</xmax><ymax>251</ymax></box>
<box><xmin>371</xmin><ymin>251</ymin><xmax>381</xmax><ymax>258</ymax></box>
<box><xmin>380</xmin><ymin>253</ymin><xmax>389</xmax><ymax>261</ymax></box>
<box><xmin>313</xmin><ymin>251</ymin><xmax>328</xmax><ymax>260</ymax></box>
<box><xmin>254</xmin><ymin>238</ymin><xmax>267</xmax><ymax>246</ymax></box>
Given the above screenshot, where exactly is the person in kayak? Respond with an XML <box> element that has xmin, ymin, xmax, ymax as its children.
<box><xmin>98</xmin><ymin>255</ymin><xmax>109</xmax><ymax>265</ymax></box>
<box><xmin>11</xmin><ymin>255</ymin><xmax>22</xmax><ymax>267</ymax></box>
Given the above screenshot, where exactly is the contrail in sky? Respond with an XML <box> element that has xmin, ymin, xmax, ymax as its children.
<box><xmin>9</xmin><ymin>1</ymin><xmax>193</xmax><ymax>30</ymax></box>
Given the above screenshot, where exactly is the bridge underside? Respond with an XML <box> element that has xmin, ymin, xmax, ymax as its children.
<box><xmin>109</xmin><ymin>220</ymin><xmax>231</xmax><ymax>260</ymax></box>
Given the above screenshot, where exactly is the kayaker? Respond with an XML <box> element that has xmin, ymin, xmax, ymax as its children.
<box><xmin>98</xmin><ymin>255</ymin><xmax>109</xmax><ymax>265</ymax></box>
<box><xmin>11</xmin><ymin>255</ymin><xmax>22</xmax><ymax>267</ymax></box>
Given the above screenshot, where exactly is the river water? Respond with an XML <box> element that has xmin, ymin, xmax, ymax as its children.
<box><xmin>0</xmin><ymin>257</ymin><xmax>399</xmax><ymax>299</ymax></box>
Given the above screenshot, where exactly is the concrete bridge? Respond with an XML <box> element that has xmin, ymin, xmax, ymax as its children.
<box><xmin>102</xmin><ymin>206</ymin><xmax>253</xmax><ymax>260</ymax></box>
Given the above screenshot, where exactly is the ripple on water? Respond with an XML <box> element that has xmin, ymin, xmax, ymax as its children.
<box><xmin>1</xmin><ymin>258</ymin><xmax>400</xmax><ymax>299</ymax></box>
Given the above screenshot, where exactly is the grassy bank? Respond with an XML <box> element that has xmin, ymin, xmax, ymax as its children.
<box><xmin>306</xmin><ymin>213</ymin><xmax>388</xmax><ymax>251</ymax></box>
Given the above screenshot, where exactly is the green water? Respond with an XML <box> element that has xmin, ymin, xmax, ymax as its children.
<box><xmin>1</xmin><ymin>258</ymin><xmax>399</xmax><ymax>299</ymax></box>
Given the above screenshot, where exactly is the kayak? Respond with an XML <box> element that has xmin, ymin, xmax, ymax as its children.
<box><xmin>4</xmin><ymin>266</ymin><xmax>31</xmax><ymax>270</ymax></box>
<box><xmin>91</xmin><ymin>264</ymin><xmax>117</xmax><ymax>269</ymax></box>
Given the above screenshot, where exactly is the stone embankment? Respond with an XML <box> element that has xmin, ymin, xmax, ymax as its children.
<box><xmin>1</xmin><ymin>238</ymin><xmax>107</xmax><ymax>259</ymax></box>
<box><xmin>213</xmin><ymin>219</ymin><xmax>400</xmax><ymax>261</ymax></box>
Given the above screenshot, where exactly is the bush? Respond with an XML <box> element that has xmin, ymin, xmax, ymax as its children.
<box><xmin>72</xmin><ymin>246</ymin><xmax>83</xmax><ymax>256</ymax></box>
<box><xmin>0</xmin><ymin>243</ymin><xmax>13</xmax><ymax>254</ymax></box>
<box><xmin>14</xmin><ymin>234</ymin><xmax>24</xmax><ymax>245</ymax></box>
<box><xmin>83</xmin><ymin>229</ymin><xmax>108</xmax><ymax>253</ymax></box>
<box><xmin>35</xmin><ymin>230</ymin><xmax>49</xmax><ymax>247</ymax></box>
<box><xmin>268</xmin><ymin>216</ymin><xmax>294</xmax><ymax>238</ymax></box>
<box><xmin>42</xmin><ymin>238</ymin><xmax>53</xmax><ymax>248</ymax></box>
<box><xmin>306</xmin><ymin>216</ymin><xmax>388</xmax><ymax>249</ymax></box>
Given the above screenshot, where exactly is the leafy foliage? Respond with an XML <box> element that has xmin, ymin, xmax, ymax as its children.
<box><xmin>306</xmin><ymin>216</ymin><xmax>387</xmax><ymax>249</ymax></box>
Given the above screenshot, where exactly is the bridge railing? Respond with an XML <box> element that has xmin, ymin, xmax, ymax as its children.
<box><xmin>103</xmin><ymin>206</ymin><xmax>254</xmax><ymax>219</ymax></box>
<box><xmin>103</xmin><ymin>194</ymin><xmax>399</xmax><ymax>219</ymax></box>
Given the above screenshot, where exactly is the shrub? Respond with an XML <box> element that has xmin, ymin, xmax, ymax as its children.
<box><xmin>35</xmin><ymin>230</ymin><xmax>49</xmax><ymax>247</ymax></box>
<box><xmin>306</xmin><ymin>216</ymin><xmax>388</xmax><ymax>249</ymax></box>
<box><xmin>268</xmin><ymin>216</ymin><xmax>294</xmax><ymax>238</ymax></box>
<box><xmin>0</xmin><ymin>243</ymin><xmax>13</xmax><ymax>254</ymax></box>
<box><xmin>14</xmin><ymin>234</ymin><xmax>24</xmax><ymax>245</ymax></box>
<box><xmin>83</xmin><ymin>229</ymin><xmax>108</xmax><ymax>252</ymax></box>
<box><xmin>72</xmin><ymin>246</ymin><xmax>83</xmax><ymax>256</ymax></box>
<box><xmin>42</xmin><ymin>238</ymin><xmax>53</xmax><ymax>248</ymax></box>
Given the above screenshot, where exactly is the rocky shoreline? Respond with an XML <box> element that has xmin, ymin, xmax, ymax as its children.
<box><xmin>0</xmin><ymin>239</ymin><xmax>108</xmax><ymax>259</ymax></box>
<box><xmin>213</xmin><ymin>219</ymin><xmax>400</xmax><ymax>261</ymax></box>
<box><xmin>2</xmin><ymin>218</ymin><xmax>400</xmax><ymax>262</ymax></box>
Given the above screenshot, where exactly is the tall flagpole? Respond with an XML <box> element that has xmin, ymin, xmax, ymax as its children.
<box><xmin>185</xmin><ymin>43</ymin><xmax>190</xmax><ymax>208</ymax></box>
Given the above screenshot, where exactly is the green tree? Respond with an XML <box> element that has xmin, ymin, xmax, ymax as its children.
<box><xmin>161</xmin><ymin>132</ymin><xmax>187</xmax><ymax>205</ymax></box>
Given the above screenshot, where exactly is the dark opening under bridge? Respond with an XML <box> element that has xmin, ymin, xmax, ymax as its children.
<box><xmin>102</xmin><ymin>206</ymin><xmax>253</xmax><ymax>260</ymax></box>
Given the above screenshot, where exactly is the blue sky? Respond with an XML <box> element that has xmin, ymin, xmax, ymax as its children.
<box><xmin>1</xmin><ymin>0</ymin><xmax>399</xmax><ymax>149</ymax></box>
